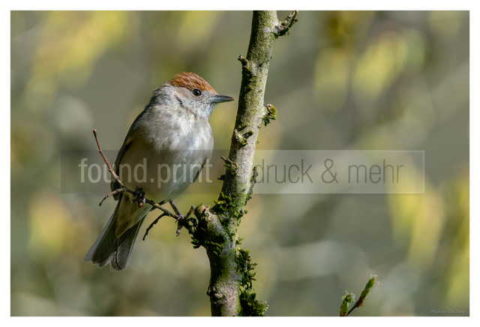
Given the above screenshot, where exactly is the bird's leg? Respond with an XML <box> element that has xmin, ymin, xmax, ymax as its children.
<box><xmin>168</xmin><ymin>200</ymin><xmax>183</xmax><ymax>218</ymax></box>
<box><xmin>169</xmin><ymin>200</ymin><xmax>186</xmax><ymax>235</ymax></box>
<box><xmin>133</xmin><ymin>187</ymin><xmax>146</xmax><ymax>207</ymax></box>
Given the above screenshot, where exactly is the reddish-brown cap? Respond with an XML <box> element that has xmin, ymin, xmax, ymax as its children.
<box><xmin>169</xmin><ymin>72</ymin><xmax>217</xmax><ymax>94</ymax></box>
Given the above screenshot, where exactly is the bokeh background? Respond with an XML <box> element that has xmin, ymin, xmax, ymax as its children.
<box><xmin>11</xmin><ymin>11</ymin><xmax>469</xmax><ymax>316</ymax></box>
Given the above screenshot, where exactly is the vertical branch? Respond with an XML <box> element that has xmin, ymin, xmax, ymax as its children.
<box><xmin>191</xmin><ymin>11</ymin><xmax>298</xmax><ymax>316</ymax></box>
<box><xmin>93</xmin><ymin>10</ymin><xmax>298</xmax><ymax>317</ymax></box>
<box><xmin>220</xmin><ymin>11</ymin><xmax>280</xmax><ymax>211</ymax></box>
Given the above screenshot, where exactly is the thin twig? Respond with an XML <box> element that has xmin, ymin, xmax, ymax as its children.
<box><xmin>143</xmin><ymin>213</ymin><xmax>168</xmax><ymax>240</ymax></box>
<box><xmin>92</xmin><ymin>129</ymin><xmax>183</xmax><ymax>221</ymax></box>
<box><xmin>339</xmin><ymin>275</ymin><xmax>377</xmax><ymax>316</ymax></box>
<box><xmin>274</xmin><ymin>11</ymin><xmax>298</xmax><ymax>37</ymax></box>
<box><xmin>170</xmin><ymin>200</ymin><xmax>191</xmax><ymax>236</ymax></box>
<box><xmin>185</xmin><ymin>206</ymin><xmax>195</xmax><ymax>220</ymax></box>
<box><xmin>238</xmin><ymin>55</ymin><xmax>248</xmax><ymax>67</ymax></box>
<box><xmin>169</xmin><ymin>200</ymin><xmax>182</xmax><ymax>217</ymax></box>
<box><xmin>347</xmin><ymin>275</ymin><xmax>376</xmax><ymax>315</ymax></box>
<box><xmin>149</xmin><ymin>200</ymin><xmax>178</xmax><ymax>218</ymax></box>
<box><xmin>93</xmin><ymin>129</ymin><xmax>122</xmax><ymax>184</ymax></box>
<box><xmin>98</xmin><ymin>187</ymin><xmax>125</xmax><ymax>206</ymax></box>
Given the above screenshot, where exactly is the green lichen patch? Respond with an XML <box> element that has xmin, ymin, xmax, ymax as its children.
<box><xmin>236</xmin><ymin>248</ymin><xmax>268</xmax><ymax>316</ymax></box>
<box><xmin>236</xmin><ymin>248</ymin><xmax>256</xmax><ymax>288</ymax></box>
<box><xmin>247</xmin><ymin>166</ymin><xmax>259</xmax><ymax>200</ymax></box>
<box><xmin>190</xmin><ymin>206</ymin><xmax>228</xmax><ymax>255</ymax></box>
<box><xmin>234</xmin><ymin>129</ymin><xmax>254</xmax><ymax>147</ymax></box>
<box><xmin>212</xmin><ymin>192</ymin><xmax>246</xmax><ymax>223</ymax></box>
<box><xmin>240</xmin><ymin>289</ymin><xmax>268</xmax><ymax>316</ymax></box>
<box><xmin>262</xmin><ymin>104</ymin><xmax>277</xmax><ymax>126</ymax></box>
<box><xmin>220</xmin><ymin>156</ymin><xmax>239</xmax><ymax>183</ymax></box>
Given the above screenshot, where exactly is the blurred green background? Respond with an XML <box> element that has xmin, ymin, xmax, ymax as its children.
<box><xmin>11</xmin><ymin>11</ymin><xmax>469</xmax><ymax>316</ymax></box>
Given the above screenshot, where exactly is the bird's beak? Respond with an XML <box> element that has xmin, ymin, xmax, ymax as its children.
<box><xmin>210</xmin><ymin>94</ymin><xmax>234</xmax><ymax>104</ymax></box>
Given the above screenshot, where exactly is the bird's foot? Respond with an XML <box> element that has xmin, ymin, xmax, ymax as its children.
<box><xmin>133</xmin><ymin>187</ymin><xmax>146</xmax><ymax>207</ymax></box>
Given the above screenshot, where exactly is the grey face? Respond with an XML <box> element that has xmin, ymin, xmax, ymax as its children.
<box><xmin>172</xmin><ymin>86</ymin><xmax>234</xmax><ymax>118</ymax></box>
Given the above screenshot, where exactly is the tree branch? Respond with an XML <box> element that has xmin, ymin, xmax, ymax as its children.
<box><xmin>91</xmin><ymin>11</ymin><xmax>297</xmax><ymax>316</ymax></box>
<box><xmin>273</xmin><ymin>11</ymin><xmax>298</xmax><ymax>37</ymax></box>
<box><xmin>196</xmin><ymin>11</ymin><xmax>298</xmax><ymax>316</ymax></box>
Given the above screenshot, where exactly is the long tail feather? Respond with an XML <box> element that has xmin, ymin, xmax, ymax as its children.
<box><xmin>85</xmin><ymin>198</ymin><xmax>150</xmax><ymax>270</ymax></box>
<box><xmin>110</xmin><ymin>220</ymin><xmax>144</xmax><ymax>270</ymax></box>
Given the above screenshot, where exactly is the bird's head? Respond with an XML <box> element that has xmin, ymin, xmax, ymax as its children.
<box><xmin>159</xmin><ymin>72</ymin><xmax>233</xmax><ymax>118</ymax></box>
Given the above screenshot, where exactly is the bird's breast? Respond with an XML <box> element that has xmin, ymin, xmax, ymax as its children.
<box><xmin>120</xmin><ymin>112</ymin><xmax>213</xmax><ymax>200</ymax></box>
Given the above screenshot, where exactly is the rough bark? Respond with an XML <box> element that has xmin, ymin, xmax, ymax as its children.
<box><xmin>94</xmin><ymin>10</ymin><xmax>297</xmax><ymax>316</ymax></box>
<box><xmin>191</xmin><ymin>10</ymin><xmax>298</xmax><ymax>316</ymax></box>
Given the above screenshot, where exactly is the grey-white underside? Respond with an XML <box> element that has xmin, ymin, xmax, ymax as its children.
<box><xmin>86</xmin><ymin>94</ymin><xmax>214</xmax><ymax>269</ymax></box>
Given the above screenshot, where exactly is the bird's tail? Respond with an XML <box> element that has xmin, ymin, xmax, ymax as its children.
<box><xmin>85</xmin><ymin>199</ymin><xmax>148</xmax><ymax>270</ymax></box>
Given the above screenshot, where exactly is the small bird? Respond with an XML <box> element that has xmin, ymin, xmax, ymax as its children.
<box><xmin>85</xmin><ymin>72</ymin><xmax>233</xmax><ymax>270</ymax></box>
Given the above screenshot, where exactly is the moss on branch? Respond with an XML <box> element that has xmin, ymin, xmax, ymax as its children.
<box><xmin>192</xmin><ymin>11</ymin><xmax>297</xmax><ymax>316</ymax></box>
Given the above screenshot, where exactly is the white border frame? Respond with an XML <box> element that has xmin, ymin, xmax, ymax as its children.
<box><xmin>2</xmin><ymin>1</ymin><xmax>477</xmax><ymax>326</ymax></box>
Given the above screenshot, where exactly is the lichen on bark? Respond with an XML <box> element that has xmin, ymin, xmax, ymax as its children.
<box><xmin>190</xmin><ymin>11</ymin><xmax>298</xmax><ymax>316</ymax></box>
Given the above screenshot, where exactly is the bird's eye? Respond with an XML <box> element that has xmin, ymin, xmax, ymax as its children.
<box><xmin>192</xmin><ymin>89</ymin><xmax>202</xmax><ymax>96</ymax></box>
